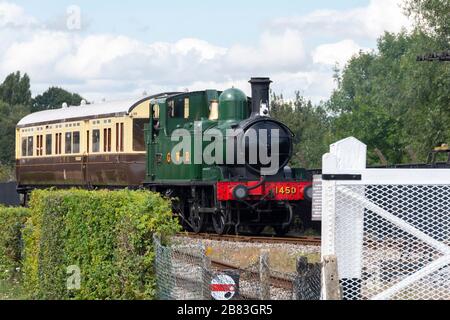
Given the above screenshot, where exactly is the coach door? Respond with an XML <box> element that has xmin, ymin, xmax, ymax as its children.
<box><xmin>82</xmin><ymin>128</ymin><xmax>90</xmax><ymax>186</ymax></box>
<box><xmin>147</xmin><ymin>103</ymin><xmax>160</xmax><ymax>180</ymax></box>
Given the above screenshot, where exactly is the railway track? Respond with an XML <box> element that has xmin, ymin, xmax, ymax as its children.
<box><xmin>173</xmin><ymin>250</ymin><xmax>294</xmax><ymax>294</ymax></box>
<box><xmin>210</xmin><ymin>259</ymin><xmax>294</xmax><ymax>291</ymax></box>
<box><xmin>178</xmin><ymin>232</ymin><xmax>321</xmax><ymax>246</ymax></box>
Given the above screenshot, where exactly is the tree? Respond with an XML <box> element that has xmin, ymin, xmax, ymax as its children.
<box><xmin>32</xmin><ymin>87</ymin><xmax>86</xmax><ymax>112</ymax></box>
<box><xmin>0</xmin><ymin>72</ymin><xmax>32</xmax><ymax>166</ymax></box>
<box><xmin>0</xmin><ymin>164</ymin><xmax>15</xmax><ymax>182</ymax></box>
<box><xmin>404</xmin><ymin>0</ymin><xmax>450</xmax><ymax>44</ymax></box>
<box><xmin>271</xmin><ymin>93</ymin><xmax>332</xmax><ymax>169</ymax></box>
<box><xmin>327</xmin><ymin>30</ymin><xmax>450</xmax><ymax>165</ymax></box>
<box><xmin>0</xmin><ymin>71</ymin><xmax>32</xmax><ymax>106</ymax></box>
<box><xmin>0</xmin><ymin>101</ymin><xmax>30</xmax><ymax>165</ymax></box>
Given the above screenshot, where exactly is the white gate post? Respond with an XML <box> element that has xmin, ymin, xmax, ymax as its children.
<box><xmin>321</xmin><ymin>137</ymin><xmax>367</xmax><ymax>299</ymax></box>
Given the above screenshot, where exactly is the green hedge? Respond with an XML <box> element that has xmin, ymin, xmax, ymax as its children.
<box><xmin>0</xmin><ymin>206</ymin><xmax>30</xmax><ymax>281</ymax></box>
<box><xmin>22</xmin><ymin>189</ymin><xmax>179</xmax><ymax>300</ymax></box>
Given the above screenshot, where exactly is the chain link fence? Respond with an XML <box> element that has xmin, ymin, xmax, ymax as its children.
<box><xmin>154</xmin><ymin>236</ymin><xmax>321</xmax><ymax>300</ymax></box>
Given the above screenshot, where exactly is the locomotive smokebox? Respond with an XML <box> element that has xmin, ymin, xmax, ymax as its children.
<box><xmin>249</xmin><ymin>77</ymin><xmax>272</xmax><ymax>117</ymax></box>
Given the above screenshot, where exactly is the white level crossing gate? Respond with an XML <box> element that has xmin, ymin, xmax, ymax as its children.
<box><xmin>320</xmin><ymin>137</ymin><xmax>450</xmax><ymax>300</ymax></box>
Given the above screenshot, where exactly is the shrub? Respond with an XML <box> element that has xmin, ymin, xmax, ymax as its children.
<box><xmin>0</xmin><ymin>206</ymin><xmax>30</xmax><ymax>281</ymax></box>
<box><xmin>0</xmin><ymin>165</ymin><xmax>15</xmax><ymax>182</ymax></box>
<box><xmin>22</xmin><ymin>189</ymin><xmax>179</xmax><ymax>300</ymax></box>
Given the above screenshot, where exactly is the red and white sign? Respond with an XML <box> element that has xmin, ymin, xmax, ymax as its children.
<box><xmin>210</xmin><ymin>274</ymin><xmax>236</xmax><ymax>300</ymax></box>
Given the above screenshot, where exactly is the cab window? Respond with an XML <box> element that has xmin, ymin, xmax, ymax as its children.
<box><xmin>168</xmin><ymin>99</ymin><xmax>184</xmax><ymax>118</ymax></box>
<box><xmin>153</xmin><ymin>104</ymin><xmax>160</xmax><ymax>119</ymax></box>
<box><xmin>184</xmin><ymin>98</ymin><xmax>189</xmax><ymax>119</ymax></box>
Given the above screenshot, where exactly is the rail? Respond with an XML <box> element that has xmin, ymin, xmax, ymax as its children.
<box><xmin>178</xmin><ymin>232</ymin><xmax>321</xmax><ymax>246</ymax></box>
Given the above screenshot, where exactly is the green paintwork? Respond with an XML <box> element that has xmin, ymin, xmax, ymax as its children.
<box><xmin>145</xmin><ymin>90</ymin><xmax>225</xmax><ymax>183</ymax></box>
<box><xmin>218</xmin><ymin>88</ymin><xmax>248</xmax><ymax>121</ymax></box>
<box><xmin>144</xmin><ymin>88</ymin><xmax>308</xmax><ymax>185</ymax></box>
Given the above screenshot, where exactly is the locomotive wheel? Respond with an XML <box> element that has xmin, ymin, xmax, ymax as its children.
<box><xmin>190</xmin><ymin>204</ymin><xmax>205</xmax><ymax>234</ymax></box>
<box><xmin>212</xmin><ymin>211</ymin><xmax>229</xmax><ymax>235</ymax></box>
<box><xmin>273</xmin><ymin>203</ymin><xmax>293</xmax><ymax>236</ymax></box>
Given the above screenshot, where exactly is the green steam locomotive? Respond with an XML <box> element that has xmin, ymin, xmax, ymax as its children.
<box><xmin>143</xmin><ymin>78</ymin><xmax>313</xmax><ymax>235</ymax></box>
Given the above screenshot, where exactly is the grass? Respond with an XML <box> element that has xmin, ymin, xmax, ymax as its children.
<box><xmin>0</xmin><ymin>278</ymin><xmax>27</xmax><ymax>300</ymax></box>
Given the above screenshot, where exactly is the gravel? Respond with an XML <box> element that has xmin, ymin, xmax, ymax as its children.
<box><xmin>172</xmin><ymin>235</ymin><xmax>320</xmax><ymax>259</ymax></box>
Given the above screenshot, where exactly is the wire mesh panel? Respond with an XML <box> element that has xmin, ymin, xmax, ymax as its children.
<box><xmin>293</xmin><ymin>261</ymin><xmax>322</xmax><ymax>300</ymax></box>
<box><xmin>334</xmin><ymin>184</ymin><xmax>450</xmax><ymax>300</ymax></box>
<box><xmin>155</xmin><ymin>236</ymin><xmax>321</xmax><ymax>300</ymax></box>
<box><xmin>154</xmin><ymin>237</ymin><xmax>209</xmax><ymax>300</ymax></box>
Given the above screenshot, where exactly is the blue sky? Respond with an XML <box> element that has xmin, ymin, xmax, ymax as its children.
<box><xmin>12</xmin><ymin>0</ymin><xmax>370</xmax><ymax>45</ymax></box>
<box><xmin>0</xmin><ymin>0</ymin><xmax>411</xmax><ymax>103</ymax></box>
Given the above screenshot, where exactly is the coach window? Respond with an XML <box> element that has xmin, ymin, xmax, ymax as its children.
<box><xmin>115</xmin><ymin>123</ymin><xmax>124</xmax><ymax>152</ymax></box>
<box><xmin>86</xmin><ymin>130</ymin><xmax>90</xmax><ymax>153</ymax></box>
<box><xmin>21</xmin><ymin>137</ymin><xmax>27</xmax><ymax>157</ymax></box>
<box><xmin>36</xmin><ymin>135</ymin><xmax>43</xmax><ymax>156</ymax></box>
<box><xmin>92</xmin><ymin>129</ymin><xmax>100</xmax><ymax>153</ymax></box>
<box><xmin>103</xmin><ymin>128</ymin><xmax>111</xmax><ymax>152</ymax></box>
<box><xmin>27</xmin><ymin>136</ymin><xmax>33</xmax><ymax>156</ymax></box>
<box><xmin>55</xmin><ymin>133</ymin><xmax>62</xmax><ymax>155</ymax></box>
<box><xmin>133</xmin><ymin>119</ymin><xmax>147</xmax><ymax>151</ymax></box>
<box><xmin>65</xmin><ymin>132</ymin><xmax>72</xmax><ymax>154</ymax></box>
<box><xmin>46</xmin><ymin>134</ymin><xmax>52</xmax><ymax>155</ymax></box>
<box><xmin>55</xmin><ymin>133</ymin><xmax>60</xmax><ymax>155</ymax></box>
<box><xmin>73</xmin><ymin>132</ymin><xmax>80</xmax><ymax>153</ymax></box>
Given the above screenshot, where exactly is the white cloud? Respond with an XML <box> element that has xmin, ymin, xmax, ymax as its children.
<box><xmin>0</xmin><ymin>0</ymin><xmax>412</xmax><ymax>104</ymax></box>
<box><xmin>226</xmin><ymin>29</ymin><xmax>307</xmax><ymax>73</ymax></box>
<box><xmin>3</xmin><ymin>31</ymin><xmax>72</xmax><ymax>81</ymax></box>
<box><xmin>0</xmin><ymin>1</ymin><xmax>37</xmax><ymax>28</ymax></box>
<box><xmin>271</xmin><ymin>0</ymin><xmax>411</xmax><ymax>40</ymax></box>
<box><xmin>312</xmin><ymin>39</ymin><xmax>367</xmax><ymax>66</ymax></box>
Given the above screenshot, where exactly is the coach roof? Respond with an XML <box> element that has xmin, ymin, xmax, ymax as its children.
<box><xmin>17</xmin><ymin>92</ymin><xmax>179</xmax><ymax>127</ymax></box>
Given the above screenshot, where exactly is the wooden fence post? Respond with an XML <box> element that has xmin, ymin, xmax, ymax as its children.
<box><xmin>202</xmin><ymin>247</ymin><xmax>212</xmax><ymax>300</ymax></box>
<box><xmin>259</xmin><ymin>250</ymin><xmax>270</xmax><ymax>300</ymax></box>
<box><xmin>322</xmin><ymin>255</ymin><xmax>342</xmax><ymax>300</ymax></box>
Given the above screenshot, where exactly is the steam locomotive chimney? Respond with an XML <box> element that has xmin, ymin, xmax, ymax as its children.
<box><xmin>249</xmin><ymin>77</ymin><xmax>272</xmax><ymax>117</ymax></box>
